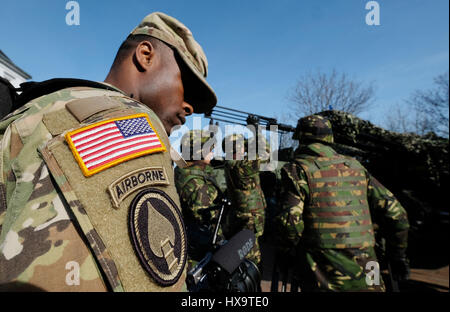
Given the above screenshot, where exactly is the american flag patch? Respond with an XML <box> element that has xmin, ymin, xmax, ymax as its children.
<box><xmin>65</xmin><ymin>113</ymin><xmax>166</xmax><ymax>177</ymax></box>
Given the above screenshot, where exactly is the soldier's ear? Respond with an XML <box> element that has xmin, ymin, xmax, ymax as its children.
<box><xmin>133</xmin><ymin>40</ymin><xmax>155</xmax><ymax>72</ymax></box>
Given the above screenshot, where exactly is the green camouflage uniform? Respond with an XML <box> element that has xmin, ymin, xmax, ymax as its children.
<box><xmin>174</xmin><ymin>130</ymin><xmax>222</xmax><ymax>266</ymax></box>
<box><xmin>175</xmin><ymin>164</ymin><xmax>221</xmax><ymax>227</ymax></box>
<box><xmin>222</xmin><ymin>134</ymin><xmax>267</xmax><ymax>266</ymax></box>
<box><xmin>275</xmin><ymin>115</ymin><xmax>409</xmax><ymax>292</ymax></box>
<box><xmin>210</xmin><ymin>164</ymin><xmax>227</xmax><ymax>195</ymax></box>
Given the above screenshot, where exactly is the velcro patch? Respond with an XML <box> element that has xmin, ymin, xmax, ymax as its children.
<box><xmin>129</xmin><ymin>189</ymin><xmax>187</xmax><ymax>286</ymax></box>
<box><xmin>65</xmin><ymin>113</ymin><xmax>166</xmax><ymax>177</ymax></box>
<box><xmin>66</xmin><ymin>96</ymin><xmax>121</xmax><ymax>122</ymax></box>
<box><xmin>108</xmin><ymin>167</ymin><xmax>170</xmax><ymax>209</ymax></box>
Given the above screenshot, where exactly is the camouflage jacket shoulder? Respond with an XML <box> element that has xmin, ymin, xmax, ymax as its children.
<box><xmin>174</xmin><ymin>163</ymin><xmax>221</xmax><ymax>216</ymax></box>
<box><xmin>0</xmin><ymin>85</ymin><xmax>187</xmax><ymax>292</ymax></box>
<box><xmin>175</xmin><ymin>163</ymin><xmax>216</xmax><ymax>189</ymax></box>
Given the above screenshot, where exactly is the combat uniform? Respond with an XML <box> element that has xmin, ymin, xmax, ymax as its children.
<box><xmin>222</xmin><ymin>134</ymin><xmax>267</xmax><ymax>266</ymax></box>
<box><xmin>0</xmin><ymin>12</ymin><xmax>217</xmax><ymax>292</ymax></box>
<box><xmin>175</xmin><ymin>164</ymin><xmax>222</xmax><ymax>227</ymax></box>
<box><xmin>175</xmin><ymin>164</ymin><xmax>223</xmax><ymax>265</ymax></box>
<box><xmin>174</xmin><ymin>129</ymin><xmax>223</xmax><ymax>266</ymax></box>
<box><xmin>275</xmin><ymin>115</ymin><xmax>409</xmax><ymax>292</ymax></box>
<box><xmin>0</xmin><ymin>85</ymin><xmax>187</xmax><ymax>291</ymax></box>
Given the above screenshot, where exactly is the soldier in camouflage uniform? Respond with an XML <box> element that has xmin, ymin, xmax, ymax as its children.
<box><xmin>174</xmin><ymin>129</ymin><xmax>223</xmax><ymax>268</ymax></box>
<box><xmin>222</xmin><ymin>134</ymin><xmax>267</xmax><ymax>267</ymax></box>
<box><xmin>274</xmin><ymin>115</ymin><xmax>410</xmax><ymax>291</ymax></box>
<box><xmin>0</xmin><ymin>12</ymin><xmax>217</xmax><ymax>291</ymax></box>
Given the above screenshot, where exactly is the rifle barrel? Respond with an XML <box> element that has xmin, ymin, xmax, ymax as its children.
<box><xmin>211</xmin><ymin>111</ymin><xmax>248</xmax><ymax>123</ymax></box>
<box><xmin>205</xmin><ymin>105</ymin><xmax>296</xmax><ymax>133</ymax></box>
<box><xmin>215</xmin><ymin>106</ymin><xmax>276</xmax><ymax>122</ymax></box>
<box><xmin>215</xmin><ymin>105</ymin><xmax>254</xmax><ymax>115</ymax></box>
<box><xmin>213</xmin><ymin>108</ymin><xmax>248</xmax><ymax>119</ymax></box>
<box><xmin>204</xmin><ymin>116</ymin><xmax>248</xmax><ymax>127</ymax></box>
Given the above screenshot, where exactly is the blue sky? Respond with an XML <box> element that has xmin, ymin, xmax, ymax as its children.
<box><xmin>1</xmin><ymin>0</ymin><xmax>448</xmax><ymax>134</ymax></box>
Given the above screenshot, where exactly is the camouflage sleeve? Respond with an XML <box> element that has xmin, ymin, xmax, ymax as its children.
<box><xmin>273</xmin><ymin>162</ymin><xmax>308</xmax><ymax>250</ymax></box>
<box><xmin>224</xmin><ymin>159</ymin><xmax>266</xmax><ymax>237</ymax></box>
<box><xmin>367</xmin><ymin>173</ymin><xmax>410</xmax><ymax>258</ymax></box>
<box><xmin>0</xmin><ymin>116</ymin><xmax>109</xmax><ymax>291</ymax></box>
<box><xmin>178</xmin><ymin>176</ymin><xmax>219</xmax><ymax>225</ymax></box>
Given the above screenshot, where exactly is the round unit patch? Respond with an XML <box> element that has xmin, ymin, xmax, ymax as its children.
<box><xmin>129</xmin><ymin>188</ymin><xmax>187</xmax><ymax>286</ymax></box>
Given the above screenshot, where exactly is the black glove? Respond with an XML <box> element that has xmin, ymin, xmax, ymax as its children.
<box><xmin>389</xmin><ymin>256</ymin><xmax>410</xmax><ymax>282</ymax></box>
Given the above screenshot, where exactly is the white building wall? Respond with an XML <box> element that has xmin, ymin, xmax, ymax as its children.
<box><xmin>0</xmin><ymin>62</ymin><xmax>29</xmax><ymax>88</ymax></box>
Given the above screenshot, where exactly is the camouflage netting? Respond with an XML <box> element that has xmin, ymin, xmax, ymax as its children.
<box><xmin>317</xmin><ymin>111</ymin><xmax>449</xmax><ymax>265</ymax></box>
<box><xmin>318</xmin><ymin>110</ymin><xmax>448</xmax><ymax>192</ymax></box>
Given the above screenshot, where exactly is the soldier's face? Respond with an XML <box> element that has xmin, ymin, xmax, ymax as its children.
<box><xmin>140</xmin><ymin>49</ymin><xmax>194</xmax><ymax>135</ymax></box>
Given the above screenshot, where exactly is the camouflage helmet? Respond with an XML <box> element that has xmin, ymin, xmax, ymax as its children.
<box><xmin>222</xmin><ymin>134</ymin><xmax>247</xmax><ymax>156</ymax></box>
<box><xmin>181</xmin><ymin>129</ymin><xmax>216</xmax><ymax>160</ymax></box>
<box><xmin>293</xmin><ymin>114</ymin><xmax>334</xmax><ymax>144</ymax></box>
<box><xmin>131</xmin><ymin>12</ymin><xmax>217</xmax><ymax>113</ymax></box>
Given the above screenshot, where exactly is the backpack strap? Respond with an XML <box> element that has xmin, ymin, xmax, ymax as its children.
<box><xmin>14</xmin><ymin>78</ymin><xmax>120</xmax><ymax>110</ymax></box>
<box><xmin>0</xmin><ymin>77</ymin><xmax>18</xmax><ymax>119</ymax></box>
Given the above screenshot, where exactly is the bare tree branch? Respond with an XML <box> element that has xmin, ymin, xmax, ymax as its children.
<box><xmin>408</xmin><ymin>72</ymin><xmax>449</xmax><ymax>137</ymax></box>
<box><xmin>288</xmin><ymin>69</ymin><xmax>375</xmax><ymax>119</ymax></box>
<box><xmin>384</xmin><ymin>72</ymin><xmax>449</xmax><ymax>137</ymax></box>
